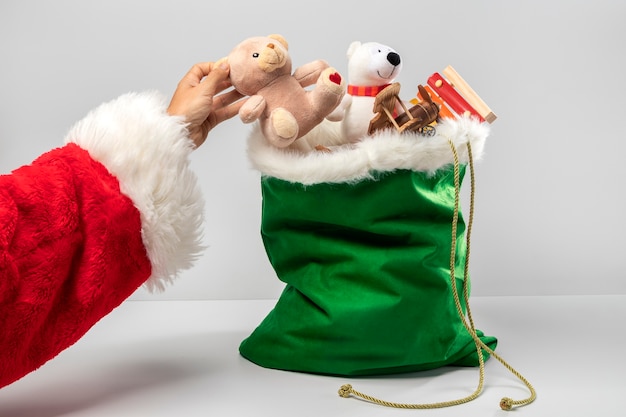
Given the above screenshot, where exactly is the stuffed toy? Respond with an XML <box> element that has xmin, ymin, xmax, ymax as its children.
<box><xmin>227</xmin><ymin>34</ymin><xmax>346</xmax><ymax>148</ymax></box>
<box><xmin>328</xmin><ymin>41</ymin><xmax>404</xmax><ymax>143</ymax></box>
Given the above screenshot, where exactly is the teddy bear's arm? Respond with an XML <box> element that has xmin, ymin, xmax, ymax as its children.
<box><xmin>239</xmin><ymin>95</ymin><xmax>266</xmax><ymax>123</ymax></box>
<box><xmin>293</xmin><ymin>60</ymin><xmax>330</xmax><ymax>88</ymax></box>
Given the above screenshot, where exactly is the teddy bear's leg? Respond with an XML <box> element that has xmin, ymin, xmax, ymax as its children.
<box><xmin>311</xmin><ymin>67</ymin><xmax>346</xmax><ymax>114</ymax></box>
<box><xmin>264</xmin><ymin>108</ymin><xmax>299</xmax><ymax>147</ymax></box>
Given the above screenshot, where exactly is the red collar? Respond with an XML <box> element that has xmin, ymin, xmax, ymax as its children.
<box><xmin>347</xmin><ymin>84</ymin><xmax>391</xmax><ymax>97</ymax></box>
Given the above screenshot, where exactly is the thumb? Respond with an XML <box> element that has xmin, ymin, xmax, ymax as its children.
<box><xmin>200</xmin><ymin>60</ymin><xmax>231</xmax><ymax>96</ymax></box>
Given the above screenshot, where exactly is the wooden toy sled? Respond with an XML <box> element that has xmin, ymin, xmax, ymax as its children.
<box><xmin>368</xmin><ymin>83</ymin><xmax>439</xmax><ymax>135</ymax></box>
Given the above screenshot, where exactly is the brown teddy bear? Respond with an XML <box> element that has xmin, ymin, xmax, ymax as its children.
<box><xmin>227</xmin><ymin>34</ymin><xmax>345</xmax><ymax>148</ymax></box>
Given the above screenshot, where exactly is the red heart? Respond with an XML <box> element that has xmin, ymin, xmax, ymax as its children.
<box><xmin>329</xmin><ymin>72</ymin><xmax>341</xmax><ymax>85</ymax></box>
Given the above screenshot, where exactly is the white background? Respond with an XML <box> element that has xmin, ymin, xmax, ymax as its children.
<box><xmin>1</xmin><ymin>0</ymin><xmax>624</xmax><ymax>300</ymax></box>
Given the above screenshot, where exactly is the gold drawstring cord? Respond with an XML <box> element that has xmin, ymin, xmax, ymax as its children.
<box><xmin>338</xmin><ymin>139</ymin><xmax>537</xmax><ymax>410</ymax></box>
<box><xmin>460</xmin><ymin>140</ymin><xmax>537</xmax><ymax>410</ymax></box>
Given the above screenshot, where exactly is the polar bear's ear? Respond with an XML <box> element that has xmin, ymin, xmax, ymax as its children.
<box><xmin>268</xmin><ymin>34</ymin><xmax>289</xmax><ymax>50</ymax></box>
<box><xmin>347</xmin><ymin>41</ymin><xmax>361</xmax><ymax>59</ymax></box>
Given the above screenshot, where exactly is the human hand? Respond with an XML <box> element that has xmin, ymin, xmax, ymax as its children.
<box><xmin>167</xmin><ymin>61</ymin><xmax>244</xmax><ymax>148</ymax></box>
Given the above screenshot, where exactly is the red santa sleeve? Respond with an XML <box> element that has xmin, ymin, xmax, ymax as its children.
<box><xmin>0</xmin><ymin>91</ymin><xmax>205</xmax><ymax>389</ymax></box>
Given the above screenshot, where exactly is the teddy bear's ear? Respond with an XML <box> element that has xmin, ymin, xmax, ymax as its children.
<box><xmin>268</xmin><ymin>34</ymin><xmax>289</xmax><ymax>50</ymax></box>
<box><xmin>346</xmin><ymin>41</ymin><xmax>361</xmax><ymax>59</ymax></box>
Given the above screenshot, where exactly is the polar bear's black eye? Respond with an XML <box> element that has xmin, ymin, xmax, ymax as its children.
<box><xmin>252</xmin><ymin>52</ymin><xmax>259</xmax><ymax>58</ymax></box>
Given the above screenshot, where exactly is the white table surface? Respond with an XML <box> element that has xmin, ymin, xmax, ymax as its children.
<box><xmin>0</xmin><ymin>295</ymin><xmax>623</xmax><ymax>416</ymax></box>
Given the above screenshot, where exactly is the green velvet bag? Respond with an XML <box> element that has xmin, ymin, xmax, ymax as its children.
<box><xmin>243</xmin><ymin>166</ymin><xmax>498</xmax><ymax>376</ymax></box>
<box><xmin>240</xmin><ymin>117</ymin><xmax>497</xmax><ymax>377</ymax></box>
<box><xmin>241</xmin><ymin>117</ymin><xmax>537</xmax><ymax>411</ymax></box>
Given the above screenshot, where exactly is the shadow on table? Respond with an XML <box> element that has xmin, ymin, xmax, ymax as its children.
<box><xmin>0</xmin><ymin>331</ymin><xmax>247</xmax><ymax>417</ymax></box>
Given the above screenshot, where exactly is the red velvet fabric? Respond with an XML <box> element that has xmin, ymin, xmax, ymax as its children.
<box><xmin>0</xmin><ymin>143</ymin><xmax>151</xmax><ymax>388</ymax></box>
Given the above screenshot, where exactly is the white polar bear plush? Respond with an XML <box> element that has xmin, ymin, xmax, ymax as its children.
<box><xmin>329</xmin><ymin>41</ymin><xmax>404</xmax><ymax>143</ymax></box>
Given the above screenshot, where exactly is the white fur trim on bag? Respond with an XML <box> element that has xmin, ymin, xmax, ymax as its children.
<box><xmin>247</xmin><ymin>116</ymin><xmax>490</xmax><ymax>185</ymax></box>
<box><xmin>65</xmin><ymin>91</ymin><xmax>205</xmax><ymax>291</ymax></box>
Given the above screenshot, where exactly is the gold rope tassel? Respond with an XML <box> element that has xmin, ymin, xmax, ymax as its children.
<box><xmin>338</xmin><ymin>139</ymin><xmax>537</xmax><ymax>411</ymax></box>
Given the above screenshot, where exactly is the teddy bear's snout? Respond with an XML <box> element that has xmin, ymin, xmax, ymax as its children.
<box><xmin>258</xmin><ymin>43</ymin><xmax>286</xmax><ymax>72</ymax></box>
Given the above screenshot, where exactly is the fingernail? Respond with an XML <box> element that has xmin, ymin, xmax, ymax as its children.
<box><xmin>216</xmin><ymin>57</ymin><xmax>229</xmax><ymax>70</ymax></box>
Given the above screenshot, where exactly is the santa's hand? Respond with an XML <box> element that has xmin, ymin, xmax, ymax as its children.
<box><xmin>167</xmin><ymin>61</ymin><xmax>245</xmax><ymax>148</ymax></box>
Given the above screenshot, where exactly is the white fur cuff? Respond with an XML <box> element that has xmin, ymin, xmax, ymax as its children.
<box><xmin>247</xmin><ymin>116</ymin><xmax>490</xmax><ymax>185</ymax></box>
<box><xmin>65</xmin><ymin>91</ymin><xmax>205</xmax><ymax>291</ymax></box>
